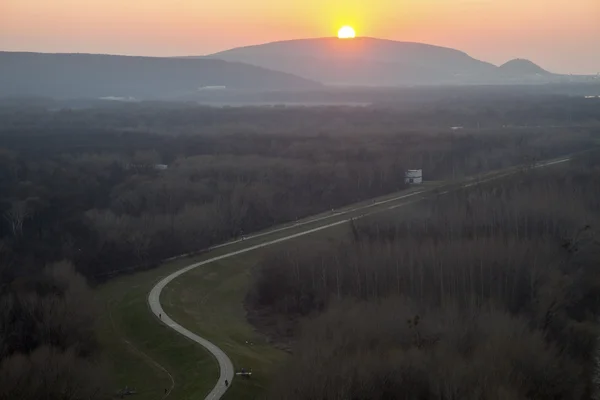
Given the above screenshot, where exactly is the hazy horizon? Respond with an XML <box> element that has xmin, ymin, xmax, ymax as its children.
<box><xmin>2</xmin><ymin>0</ymin><xmax>599</xmax><ymax>74</ymax></box>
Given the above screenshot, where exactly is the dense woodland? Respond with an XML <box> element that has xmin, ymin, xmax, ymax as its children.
<box><xmin>0</xmin><ymin>97</ymin><xmax>599</xmax><ymax>398</ymax></box>
<box><xmin>1</xmin><ymin>98</ymin><xmax>598</xmax><ymax>281</ymax></box>
<box><xmin>249</xmin><ymin>152</ymin><xmax>600</xmax><ymax>399</ymax></box>
<box><xmin>0</xmin><ymin>262</ymin><xmax>110</xmax><ymax>399</ymax></box>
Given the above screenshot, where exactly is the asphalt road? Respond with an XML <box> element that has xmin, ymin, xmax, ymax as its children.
<box><xmin>148</xmin><ymin>155</ymin><xmax>571</xmax><ymax>400</ymax></box>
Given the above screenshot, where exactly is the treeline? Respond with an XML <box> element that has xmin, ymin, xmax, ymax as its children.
<box><xmin>1</xmin><ymin>94</ymin><xmax>600</xmax><ymax>132</ymax></box>
<box><xmin>248</xmin><ymin>153</ymin><xmax>600</xmax><ymax>399</ymax></box>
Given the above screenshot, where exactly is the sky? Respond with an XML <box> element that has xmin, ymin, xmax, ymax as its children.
<box><xmin>1</xmin><ymin>0</ymin><xmax>599</xmax><ymax>74</ymax></box>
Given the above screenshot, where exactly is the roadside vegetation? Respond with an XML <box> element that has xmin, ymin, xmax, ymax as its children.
<box><xmin>249</xmin><ymin>152</ymin><xmax>600</xmax><ymax>399</ymax></box>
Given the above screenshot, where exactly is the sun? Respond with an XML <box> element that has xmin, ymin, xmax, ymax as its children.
<box><xmin>338</xmin><ymin>26</ymin><xmax>356</xmax><ymax>39</ymax></box>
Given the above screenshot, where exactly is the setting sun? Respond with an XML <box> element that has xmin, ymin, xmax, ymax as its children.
<box><xmin>338</xmin><ymin>26</ymin><xmax>356</xmax><ymax>39</ymax></box>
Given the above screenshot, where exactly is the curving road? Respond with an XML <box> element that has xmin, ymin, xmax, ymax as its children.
<box><xmin>148</xmin><ymin>156</ymin><xmax>572</xmax><ymax>400</ymax></box>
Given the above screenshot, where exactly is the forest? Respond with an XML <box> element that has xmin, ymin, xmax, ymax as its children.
<box><xmin>1</xmin><ymin>98</ymin><xmax>599</xmax><ymax>280</ymax></box>
<box><xmin>249</xmin><ymin>152</ymin><xmax>600</xmax><ymax>399</ymax></box>
<box><xmin>0</xmin><ymin>96</ymin><xmax>599</xmax><ymax>398</ymax></box>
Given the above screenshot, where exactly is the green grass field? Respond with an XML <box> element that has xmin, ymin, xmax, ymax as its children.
<box><xmin>161</xmin><ymin>254</ymin><xmax>284</xmax><ymax>399</ymax></box>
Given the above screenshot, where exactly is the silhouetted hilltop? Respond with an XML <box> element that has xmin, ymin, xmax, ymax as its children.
<box><xmin>207</xmin><ymin>37</ymin><xmax>559</xmax><ymax>86</ymax></box>
<box><xmin>499</xmin><ymin>59</ymin><xmax>550</xmax><ymax>76</ymax></box>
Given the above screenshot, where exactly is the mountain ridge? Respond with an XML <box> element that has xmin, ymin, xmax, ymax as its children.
<box><xmin>207</xmin><ymin>37</ymin><xmax>554</xmax><ymax>86</ymax></box>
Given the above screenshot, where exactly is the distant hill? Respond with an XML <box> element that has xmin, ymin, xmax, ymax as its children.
<box><xmin>207</xmin><ymin>37</ymin><xmax>557</xmax><ymax>86</ymax></box>
<box><xmin>0</xmin><ymin>52</ymin><xmax>321</xmax><ymax>99</ymax></box>
<box><xmin>499</xmin><ymin>59</ymin><xmax>550</xmax><ymax>77</ymax></box>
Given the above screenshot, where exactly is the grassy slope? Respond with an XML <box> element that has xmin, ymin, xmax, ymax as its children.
<box><xmin>161</xmin><ymin>226</ymin><xmax>350</xmax><ymax>399</ymax></box>
<box><xmin>95</xmin><ymin>218</ymin><xmax>346</xmax><ymax>399</ymax></box>
<box><xmin>162</xmin><ymin>255</ymin><xmax>283</xmax><ymax>399</ymax></box>
<box><xmin>96</xmin><ymin>259</ymin><xmax>219</xmax><ymax>399</ymax></box>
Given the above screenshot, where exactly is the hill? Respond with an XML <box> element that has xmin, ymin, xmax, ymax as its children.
<box><xmin>0</xmin><ymin>52</ymin><xmax>321</xmax><ymax>99</ymax></box>
<box><xmin>208</xmin><ymin>37</ymin><xmax>555</xmax><ymax>86</ymax></box>
<box><xmin>499</xmin><ymin>58</ymin><xmax>550</xmax><ymax>77</ymax></box>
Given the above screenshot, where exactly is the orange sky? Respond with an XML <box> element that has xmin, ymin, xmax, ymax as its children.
<box><xmin>1</xmin><ymin>0</ymin><xmax>599</xmax><ymax>73</ymax></box>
